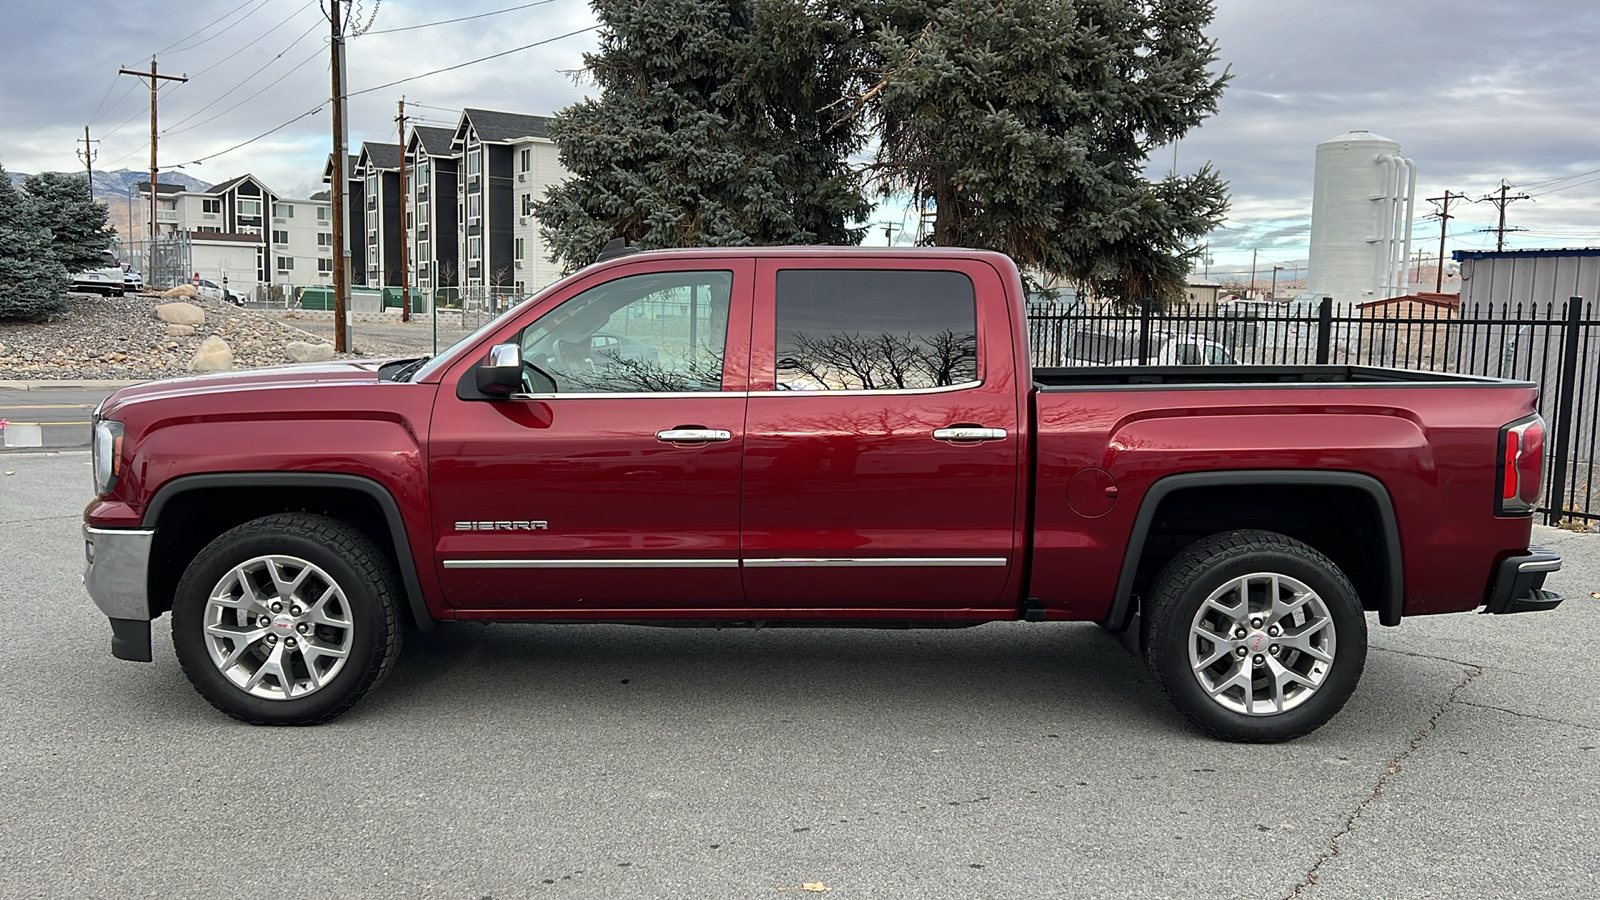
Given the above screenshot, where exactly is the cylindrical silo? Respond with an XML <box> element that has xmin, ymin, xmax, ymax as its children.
<box><xmin>1305</xmin><ymin>131</ymin><xmax>1415</xmax><ymax>306</ymax></box>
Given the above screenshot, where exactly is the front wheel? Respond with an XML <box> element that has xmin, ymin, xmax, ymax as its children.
<box><xmin>1143</xmin><ymin>530</ymin><xmax>1367</xmax><ymax>742</ymax></box>
<box><xmin>171</xmin><ymin>513</ymin><xmax>403</xmax><ymax>724</ymax></box>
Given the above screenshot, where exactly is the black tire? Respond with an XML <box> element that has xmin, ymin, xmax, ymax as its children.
<box><xmin>171</xmin><ymin>513</ymin><xmax>403</xmax><ymax>725</ymax></box>
<box><xmin>1143</xmin><ymin>529</ymin><xmax>1367</xmax><ymax>742</ymax></box>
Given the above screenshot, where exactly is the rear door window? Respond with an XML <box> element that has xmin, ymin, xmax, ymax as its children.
<box><xmin>773</xmin><ymin>270</ymin><xmax>978</xmax><ymax>391</ymax></box>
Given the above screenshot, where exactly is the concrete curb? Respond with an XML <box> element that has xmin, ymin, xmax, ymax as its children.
<box><xmin>0</xmin><ymin>380</ymin><xmax>146</xmax><ymax>391</ymax></box>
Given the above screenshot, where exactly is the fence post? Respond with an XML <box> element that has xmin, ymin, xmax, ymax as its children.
<box><xmin>1316</xmin><ymin>296</ymin><xmax>1333</xmax><ymax>364</ymax></box>
<box><xmin>1138</xmin><ymin>297</ymin><xmax>1153</xmax><ymax>365</ymax></box>
<box><xmin>1545</xmin><ymin>296</ymin><xmax>1584</xmax><ymax>525</ymax></box>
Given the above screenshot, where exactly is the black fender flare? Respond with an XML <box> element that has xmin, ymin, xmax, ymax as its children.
<box><xmin>144</xmin><ymin>472</ymin><xmax>434</xmax><ymax>631</ymax></box>
<box><xmin>1101</xmin><ymin>470</ymin><xmax>1403</xmax><ymax>631</ymax></box>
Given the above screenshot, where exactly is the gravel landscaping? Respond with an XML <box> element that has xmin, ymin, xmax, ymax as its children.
<box><xmin>0</xmin><ymin>291</ymin><xmax>419</xmax><ymax>381</ymax></box>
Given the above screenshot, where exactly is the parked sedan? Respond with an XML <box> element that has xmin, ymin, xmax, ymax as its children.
<box><xmin>70</xmin><ymin>270</ymin><xmax>123</xmax><ymax>297</ymax></box>
<box><xmin>195</xmin><ymin>279</ymin><xmax>243</xmax><ymax>305</ymax></box>
<box><xmin>589</xmin><ymin>331</ymin><xmax>659</xmax><ymax>364</ymax></box>
<box><xmin>123</xmin><ymin>271</ymin><xmax>144</xmax><ymax>293</ymax></box>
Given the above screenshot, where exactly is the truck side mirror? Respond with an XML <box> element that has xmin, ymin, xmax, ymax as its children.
<box><xmin>475</xmin><ymin>343</ymin><xmax>523</xmax><ymax>396</ymax></box>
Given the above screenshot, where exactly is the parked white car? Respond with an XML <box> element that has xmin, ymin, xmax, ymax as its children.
<box><xmin>194</xmin><ymin>279</ymin><xmax>243</xmax><ymax>305</ymax></box>
<box><xmin>1068</xmin><ymin>330</ymin><xmax>1237</xmax><ymax>366</ymax></box>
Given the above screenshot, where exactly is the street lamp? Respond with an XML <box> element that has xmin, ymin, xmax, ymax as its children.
<box><xmin>1271</xmin><ymin>265</ymin><xmax>1285</xmax><ymax>299</ymax></box>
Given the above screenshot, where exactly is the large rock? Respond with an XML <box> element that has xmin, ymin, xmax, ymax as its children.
<box><xmin>166</xmin><ymin>324</ymin><xmax>195</xmax><ymax>337</ymax></box>
<box><xmin>154</xmin><ymin>302</ymin><xmax>205</xmax><ymax>326</ymax></box>
<box><xmin>161</xmin><ymin>284</ymin><xmax>199</xmax><ymax>300</ymax></box>
<box><xmin>285</xmin><ymin>340</ymin><xmax>336</xmax><ymax>363</ymax></box>
<box><xmin>187</xmin><ymin>335</ymin><xmax>233</xmax><ymax>372</ymax></box>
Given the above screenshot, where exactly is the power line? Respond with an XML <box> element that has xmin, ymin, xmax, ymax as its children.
<box><xmin>165</xmin><ymin>0</ymin><xmax>277</xmax><ymax>55</ymax></box>
<box><xmin>360</xmin><ymin>0</ymin><xmax>562</xmax><ymax>35</ymax></box>
<box><xmin>162</xmin><ymin>21</ymin><xmax>326</xmax><ymax>136</ymax></box>
<box><xmin>346</xmin><ymin>24</ymin><xmax>599</xmax><ymax>98</ymax></box>
<box><xmin>1514</xmin><ymin>166</ymin><xmax>1600</xmax><ymax>192</ymax></box>
<box><xmin>184</xmin><ymin>102</ymin><xmax>328</xmax><ymax>166</ymax></box>
<box><xmin>179</xmin><ymin>0</ymin><xmax>321</xmax><ymax>84</ymax></box>
<box><xmin>153</xmin><ymin>0</ymin><xmax>262</xmax><ymax>54</ymax></box>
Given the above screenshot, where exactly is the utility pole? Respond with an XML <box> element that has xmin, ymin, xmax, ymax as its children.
<box><xmin>1249</xmin><ymin>249</ymin><xmax>1258</xmax><ymax>300</ymax></box>
<box><xmin>77</xmin><ymin>126</ymin><xmax>99</xmax><ymax>197</ymax></box>
<box><xmin>1479</xmin><ymin>181</ymin><xmax>1532</xmax><ymax>253</ymax></box>
<box><xmin>119</xmin><ymin>58</ymin><xmax>187</xmax><ymax>279</ymax></box>
<box><xmin>878</xmin><ymin>221</ymin><xmax>901</xmax><ymax>247</ymax></box>
<box><xmin>1426</xmin><ymin>190</ymin><xmax>1464</xmax><ymax>292</ymax></box>
<box><xmin>328</xmin><ymin>1</ymin><xmax>351</xmax><ymax>352</ymax></box>
<box><xmin>396</xmin><ymin>97</ymin><xmax>411</xmax><ymax>323</ymax></box>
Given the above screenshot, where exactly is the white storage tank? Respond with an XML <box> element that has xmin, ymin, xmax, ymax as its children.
<box><xmin>1305</xmin><ymin>131</ymin><xmax>1415</xmax><ymax>306</ymax></box>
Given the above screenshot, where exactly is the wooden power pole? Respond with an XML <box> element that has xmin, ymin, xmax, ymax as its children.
<box><xmin>1427</xmin><ymin>190</ymin><xmax>1466</xmax><ymax>293</ymax></box>
<box><xmin>119</xmin><ymin>57</ymin><xmax>187</xmax><ymax>277</ymax></box>
<box><xmin>396</xmin><ymin>98</ymin><xmax>411</xmax><ymax>323</ymax></box>
<box><xmin>1480</xmin><ymin>182</ymin><xmax>1532</xmax><ymax>253</ymax></box>
<box><xmin>77</xmin><ymin>126</ymin><xmax>99</xmax><ymax>198</ymax></box>
<box><xmin>328</xmin><ymin>1</ymin><xmax>351</xmax><ymax>352</ymax></box>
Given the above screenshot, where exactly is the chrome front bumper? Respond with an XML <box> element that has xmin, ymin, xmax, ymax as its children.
<box><xmin>83</xmin><ymin>526</ymin><xmax>156</xmax><ymax>661</ymax></box>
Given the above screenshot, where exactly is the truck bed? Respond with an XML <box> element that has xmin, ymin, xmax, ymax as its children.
<box><xmin>1033</xmin><ymin>364</ymin><xmax>1520</xmax><ymax>389</ymax></box>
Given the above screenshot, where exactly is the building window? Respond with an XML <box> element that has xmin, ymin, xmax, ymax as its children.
<box><xmin>521</xmin><ymin>194</ymin><xmax>533</xmax><ymax>216</ymax></box>
<box><xmin>273</xmin><ymin>203</ymin><xmax>294</xmax><ymax>218</ymax></box>
<box><xmin>419</xmin><ymin>240</ymin><xmax>429</xmax><ymax>262</ymax></box>
<box><xmin>467</xmin><ymin>149</ymin><xmax>481</xmax><ymax>176</ymax></box>
<box><xmin>237</xmin><ymin>199</ymin><xmax>262</xmax><ymax>217</ymax></box>
<box><xmin>317</xmin><ymin>232</ymin><xmax>333</xmax><ymax>247</ymax></box>
<box><xmin>406</xmin><ymin>211</ymin><xmax>413</xmax><ymax>230</ymax></box>
<box><xmin>519</xmin><ymin>148</ymin><xmax>530</xmax><ymax>171</ymax></box>
<box><xmin>416</xmin><ymin>158</ymin><xmax>429</xmax><ymax>183</ymax></box>
<box><xmin>367</xmin><ymin>211</ymin><xmax>377</xmax><ymax>233</ymax></box>
<box><xmin>515</xmin><ymin>238</ymin><xmax>524</xmax><ymax>261</ymax></box>
<box><xmin>277</xmin><ymin>257</ymin><xmax>294</xmax><ymax>271</ymax></box>
<box><xmin>468</xmin><ymin>236</ymin><xmax>481</xmax><ymax>260</ymax></box>
<box><xmin>316</xmin><ymin>206</ymin><xmax>330</xmax><ymax>222</ymax></box>
<box><xmin>317</xmin><ymin>258</ymin><xmax>334</xmax><ymax>274</ymax></box>
<box><xmin>272</xmin><ymin>230</ymin><xmax>290</xmax><ymax>245</ymax></box>
<box><xmin>467</xmin><ymin>194</ymin><xmax>480</xmax><ymax>220</ymax></box>
<box><xmin>202</xmin><ymin>198</ymin><xmax>222</xmax><ymax>214</ymax></box>
<box><xmin>199</xmin><ymin>226</ymin><xmax>221</xmax><ymax>234</ymax></box>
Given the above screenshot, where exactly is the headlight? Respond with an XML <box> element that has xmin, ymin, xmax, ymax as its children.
<box><xmin>92</xmin><ymin>417</ymin><xmax>125</xmax><ymax>496</ymax></box>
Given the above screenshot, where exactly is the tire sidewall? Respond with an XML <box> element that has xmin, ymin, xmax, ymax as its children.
<box><xmin>172</xmin><ymin>520</ymin><xmax>392</xmax><ymax>724</ymax></box>
<box><xmin>1151</xmin><ymin>543</ymin><xmax>1368</xmax><ymax>742</ymax></box>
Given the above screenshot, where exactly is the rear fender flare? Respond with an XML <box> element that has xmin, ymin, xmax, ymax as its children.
<box><xmin>1103</xmin><ymin>471</ymin><xmax>1403</xmax><ymax>631</ymax></box>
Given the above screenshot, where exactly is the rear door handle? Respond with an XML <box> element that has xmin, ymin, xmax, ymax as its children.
<box><xmin>656</xmin><ymin>427</ymin><xmax>733</xmax><ymax>444</ymax></box>
<box><xmin>932</xmin><ymin>426</ymin><xmax>1007</xmax><ymax>442</ymax></box>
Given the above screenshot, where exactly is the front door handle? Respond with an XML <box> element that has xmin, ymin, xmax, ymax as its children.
<box><xmin>932</xmin><ymin>426</ymin><xmax>1007</xmax><ymax>443</ymax></box>
<box><xmin>656</xmin><ymin>427</ymin><xmax>733</xmax><ymax>444</ymax></box>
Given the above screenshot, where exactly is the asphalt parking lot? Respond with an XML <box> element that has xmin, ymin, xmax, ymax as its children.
<box><xmin>2</xmin><ymin>449</ymin><xmax>1595</xmax><ymax>899</ymax></box>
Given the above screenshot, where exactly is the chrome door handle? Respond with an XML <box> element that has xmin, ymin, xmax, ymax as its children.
<box><xmin>656</xmin><ymin>428</ymin><xmax>733</xmax><ymax>444</ymax></box>
<box><xmin>932</xmin><ymin>426</ymin><xmax>1007</xmax><ymax>442</ymax></box>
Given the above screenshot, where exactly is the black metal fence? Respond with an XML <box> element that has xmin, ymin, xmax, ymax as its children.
<box><xmin>1026</xmin><ymin>296</ymin><xmax>1600</xmax><ymax>525</ymax></box>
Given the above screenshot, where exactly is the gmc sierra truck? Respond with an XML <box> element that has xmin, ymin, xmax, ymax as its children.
<box><xmin>82</xmin><ymin>247</ymin><xmax>1563</xmax><ymax>741</ymax></box>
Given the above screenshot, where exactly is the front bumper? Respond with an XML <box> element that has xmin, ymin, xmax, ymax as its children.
<box><xmin>1482</xmin><ymin>548</ymin><xmax>1564</xmax><ymax>615</ymax></box>
<box><xmin>82</xmin><ymin>525</ymin><xmax>156</xmax><ymax>661</ymax></box>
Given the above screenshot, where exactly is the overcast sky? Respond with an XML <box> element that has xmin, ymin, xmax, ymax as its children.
<box><xmin>3</xmin><ymin>0</ymin><xmax>1597</xmax><ymax>278</ymax></box>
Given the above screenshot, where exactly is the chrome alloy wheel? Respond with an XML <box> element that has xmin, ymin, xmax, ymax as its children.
<box><xmin>1187</xmin><ymin>572</ymin><xmax>1336</xmax><ymax>716</ymax></box>
<box><xmin>202</xmin><ymin>555</ymin><xmax>354</xmax><ymax>701</ymax></box>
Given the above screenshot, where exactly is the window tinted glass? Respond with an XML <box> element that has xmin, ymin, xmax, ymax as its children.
<box><xmin>516</xmin><ymin>271</ymin><xmax>732</xmax><ymax>393</ymax></box>
<box><xmin>774</xmin><ymin>270</ymin><xmax>978</xmax><ymax>391</ymax></box>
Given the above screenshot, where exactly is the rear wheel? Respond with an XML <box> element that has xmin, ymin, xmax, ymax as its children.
<box><xmin>1143</xmin><ymin>530</ymin><xmax>1366</xmax><ymax>742</ymax></box>
<box><xmin>171</xmin><ymin>513</ymin><xmax>402</xmax><ymax>724</ymax></box>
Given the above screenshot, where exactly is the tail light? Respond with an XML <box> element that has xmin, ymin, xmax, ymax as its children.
<box><xmin>1497</xmin><ymin>415</ymin><xmax>1544</xmax><ymax>516</ymax></box>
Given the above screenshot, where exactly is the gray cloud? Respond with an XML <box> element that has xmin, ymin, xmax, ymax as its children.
<box><xmin>5</xmin><ymin>0</ymin><xmax>1597</xmax><ymax>269</ymax></box>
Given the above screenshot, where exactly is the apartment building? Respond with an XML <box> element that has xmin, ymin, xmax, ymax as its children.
<box><xmin>353</xmin><ymin>142</ymin><xmax>404</xmax><ymax>288</ymax></box>
<box><xmin>135</xmin><ymin>176</ymin><xmax>334</xmax><ymax>294</ymax></box>
<box><xmin>404</xmin><ymin>125</ymin><xmax>460</xmax><ymax>292</ymax></box>
<box><xmin>449</xmin><ymin>108</ymin><xmax>568</xmax><ymax>295</ymax></box>
<box><xmin>320</xmin><ymin>153</ymin><xmax>366</xmax><ymax>284</ymax></box>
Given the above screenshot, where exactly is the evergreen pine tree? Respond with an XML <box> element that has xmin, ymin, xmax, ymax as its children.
<box><xmin>0</xmin><ymin>165</ymin><xmax>69</xmax><ymax>320</ymax></box>
<box><xmin>533</xmin><ymin>0</ymin><xmax>872</xmax><ymax>271</ymax></box>
<box><xmin>24</xmin><ymin>171</ymin><xmax>117</xmax><ymax>273</ymax></box>
<box><xmin>865</xmin><ymin>0</ymin><xmax>1230</xmax><ymax>304</ymax></box>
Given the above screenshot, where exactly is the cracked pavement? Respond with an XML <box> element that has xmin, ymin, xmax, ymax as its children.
<box><xmin>1</xmin><ymin>451</ymin><xmax>1595</xmax><ymax>899</ymax></box>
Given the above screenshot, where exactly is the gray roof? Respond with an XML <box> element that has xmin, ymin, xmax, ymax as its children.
<box><xmin>458</xmin><ymin>108</ymin><xmax>554</xmax><ymax>144</ymax></box>
<box><xmin>134</xmin><ymin>181</ymin><xmax>186</xmax><ymax>195</ymax></box>
<box><xmin>411</xmin><ymin>125</ymin><xmax>456</xmax><ymax>156</ymax></box>
<box><xmin>308</xmin><ymin>190</ymin><xmax>330</xmax><ymax>201</ymax></box>
<box><xmin>322</xmin><ymin>153</ymin><xmax>359</xmax><ymax>182</ymax></box>
<box><xmin>359</xmin><ymin>142</ymin><xmax>402</xmax><ymax>171</ymax></box>
<box><xmin>206</xmin><ymin>174</ymin><xmax>274</xmax><ymax>197</ymax></box>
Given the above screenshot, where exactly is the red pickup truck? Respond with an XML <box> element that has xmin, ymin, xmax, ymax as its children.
<box><xmin>82</xmin><ymin>247</ymin><xmax>1563</xmax><ymax>741</ymax></box>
